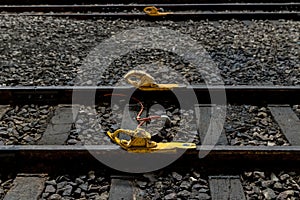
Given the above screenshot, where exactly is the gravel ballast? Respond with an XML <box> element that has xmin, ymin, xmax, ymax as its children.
<box><xmin>242</xmin><ymin>171</ymin><xmax>300</xmax><ymax>200</ymax></box>
<box><xmin>0</xmin><ymin>105</ymin><xmax>54</xmax><ymax>145</ymax></box>
<box><xmin>136</xmin><ymin>169</ymin><xmax>211</xmax><ymax>200</ymax></box>
<box><xmin>70</xmin><ymin>103</ymin><xmax>198</xmax><ymax>145</ymax></box>
<box><xmin>40</xmin><ymin>171</ymin><xmax>110</xmax><ymax>200</ymax></box>
<box><xmin>69</xmin><ymin>104</ymin><xmax>123</xmax><ymax>145</ymax></box>
<box><xmin>224</xmin><ymin>105</ymin><xmax>289</xmax><ymax>146</ymax></box>
<box><xmin>0</xmin><ymin>104</ymin><xmax>290</xmax><ymax>146</ymax></box>
<box><xmin>0</xmin><ymin>176</ymin><xmax>13</xmax><ymax>200</ymax></box>
<box><xmin>0</xmin><ymin>17</ymin><xmax>298</xmax><ymax>147</ymax></box>
<box><xmin>0</xmin><ymin>16</ymin><xmax>299</xmax><ymax>86</ymax></box>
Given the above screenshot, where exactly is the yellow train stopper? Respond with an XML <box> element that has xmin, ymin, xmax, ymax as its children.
<box><xmin>124</xmin><ymin>70</ymin><xmax>178</xmax><ymax>91</ymax></box>
<box><xmin>143</xmin><ymin>6</ymin><xmax>172</xmax><ymax>17</ymax></box>
<box><xmin>107</xmin><ymin>128</ymin><xmax>196</xmax><ymax>153</ymax></box>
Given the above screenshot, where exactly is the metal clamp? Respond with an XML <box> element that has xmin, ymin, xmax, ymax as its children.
<box><xmin>124</xmin><ymin>70</ymin><xmax>158</xmax><ymax>88</ymax></box>
<box><xmin>124</xmin><ymin>70</ymin><xmax>179</xmax><ymax>91</ymax></box>
<box><xmin>107</xmin><ymin>128</ymin><xmax>196</xmax><ymax>153</ymax></box>
<box><xmin>143</xmin><ymin>6</ymin><xmax>172</xmax><ymax>16</ymax></box>
<box><xmin>107</xmin><ymin>128</ymin><xmax>157</xmax><ymax>150</ymax></box>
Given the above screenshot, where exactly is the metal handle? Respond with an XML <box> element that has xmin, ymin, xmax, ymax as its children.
<box><xmin>124</xmin><ymin>70</ymin><xmax>157</xmax><ymax>88</ymax></box>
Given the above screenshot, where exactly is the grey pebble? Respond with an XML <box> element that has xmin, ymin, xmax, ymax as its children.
<box><xmin>199</xmin><ymin>188</ymin><xmax>209</xmax><ymax>193</ymax></box>
<box><xmin>253</xmin><ymin>171</ymin><xmax>265</xmax><ymax>179</ymax></box>
<box><xmin>274</xmin><ymin>182</ymin><xmax>283</xmax><ymax>189</ymax></box>
<box><xmin>192</xmin><ymin>183</ymin><xmax>203</xmax><ymax>190</ymax></box>
<box><xmin>74</xmin><ymin>187</ymin><xmax>81</xmax><ymax>195</ymax></box>
<box><xmin>180</xmin><ymin>181</ymin><xmax>191</xmax><ymax>190</ymax></box>
<box><xmin>88</xmin><ymin>170</ymin><xmax>96</xmax><ymax>180</ymax></box>
<box><xmin>261</xmin><ymin>180</ymin><xmax>274</xmax><ymax>188</ymax></box>
<box><xmin>41</xmin><ymin>192</ymin><xmax>49</xmax><ymax>198</ymax></box>
<box><xmin>62</xmin><ymin>185</ymin><xmax>73</xmax><ymax>196</ymax></box>
<box><xmin>143</xmin><ymin>173</ymin><xmax>157</xmax><ymax>182</ymax></box>
<box><xmin>99</xmin><ymin>185</ymin><xmax>109</xmax><ymax>193</ymax></box>
<box><xmin>45</xmin><ymin>185</ymin><xmax>56</xmax><ymax>193</ymax></box>
<box><xmin>98</xmin><ymin>191</ymin><xmax>109</xmax><ymax>200</ymax></box>
<box><xmin>164</xmin><ymin>193</ymin><xmax>177</xmax><ymax>200</ymax></box>
<box><xmin>277</xmin><ymin>190</ymin><xmax>294</xmax><ymax>200</ymax></box>
<box><xmin>263</xmin><ymin>188</ymin><xmax>277</xmax><ymax>200</ymax></box>
<box><xmin>177</xmin><ymin>190</ymin><xmax>191</xmax><ymax>197</ymax></box>
<box><xmin>197</xmin><ymin>193</ymin><xmax>211</xmax><ymax>200</ymax></box>
<box><xmin>172</xmin><ymin>172</ymin><xmax>182</xmax><ymax>181</ymax></box>
<box><xmin>136</xmin><ymin>181</ymin><xmax>147</xmax><ymax>188</ymax></box>
<box><xmin>67</xmin><ymin>139</ymin><xmax>78</xmax><ymax>145</ymax></box>
<box><xmin>79</xmin><ymin>183</ymin><xmax>88</xmax><ymax>191</ymax></box>
<box><xmin>280</xmin><ymin>174</ymin><xmax>290</xmax><ymax>181</ymax></box>
<box><xmin>45</xmin><ymin>180</ymin><xmax>57</xmax><ymax>186</ymax></box>
<box><xmin>48</xmin><ymin>194</ymin><xmax>62</xmax><ymax>200</ymax></box>
<box><xmin>75</xmin><ymin>178</ymin><xmax>84</xmax><ymax>184</ymax></box>
<box><xmin>57</xmin><ymin>181</ymin><xmax>67</xmax><ymax>190</ymax></box>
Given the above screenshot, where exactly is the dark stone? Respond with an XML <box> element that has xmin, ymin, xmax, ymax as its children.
<box><xmin>178</xmin><ymin>190</ymin><xmax>191</xmax><ymax>197</ymax></box>
<box><xmin>165</xmin><ymin>193</ymin><xmax>177</xmax><ymax>200</ymax></box>
<box><xmin>172</xmin><ymin>172</ymin><xmax>182</xmax><ymax>181</ymax></box>
<box><xmin>62</xmin><ymin>185</ymin><xmax>73</xmax><ymax>196</ymax></box>
<box><xmin>45</xmin><ymin>185</ymin><xmax>56</xmax><ymax>193</ymax></box>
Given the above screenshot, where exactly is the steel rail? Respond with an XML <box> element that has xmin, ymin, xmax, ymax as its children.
<box><xmin>0</xmin><ymin>3</ymin><xmax>298</xmax><ymax>12</ymax></box>
<box><xmin>0</xmin><ymin>86</ymin><xmax>299</xmax><ymax>105</ymax></box>
<box><xmin>1</xmin><ymin>144</ymin><xmax>300</xmax><ymax>157</ymax></box>
<box><xmin>1</xmin><ymin>12</ymin><xmax>298</xmax><ymax>20</ymax></box>
<box><xmin>0</xmin><ymin>3</ymin><xmax>298</xmax><ymax>20</ymax></box>
<box><xmin>0</xmin><ymin>0</ymin><xmax>295</xmax><ymax>5</ymax></box>
<box><xmin>1</xmin><ymin>145</ymin><xmax>300</xmax><ymax>173</ymax></box>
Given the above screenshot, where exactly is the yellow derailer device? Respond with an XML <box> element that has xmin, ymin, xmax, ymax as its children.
<box><xmin>107</xmin><ymin>128</ymin><xmax>196</xmax><ymax>153</ymax></box>
<box><xmin>124</xmin><ymin>70</ymin><xmax>178</xmax><ymax>91</ymax></box>
<box><xmin>143</xmin><ymin>6</ymin><xmax>172</xmax><ymax>17</ymax></box>
<box><xmin>105</xmin><ymin>70</ymin><xmax>196</xmax><ymax>153</ymax></box>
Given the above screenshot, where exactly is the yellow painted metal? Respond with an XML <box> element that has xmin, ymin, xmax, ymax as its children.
<box><xmin>119</xmin><ymin>70</ymin><xmax>193</xmax><ymax>152</ymax></box>
<box><xmin>124</xmin><ymin>70</ymin><xmax>157</xmax><ymax>88</ymax></box>
<box><xmin>138</xmin><ymin>84</ymin><xmax>179</xmax><ymax>91</ymax></box>
<box><xmin>107</xmin><ymin>128</ymin><xmax>196</xmax><ymax>153</ymax></box>
<box><xmin>124</xmin><ymin>70</ymin><xmax>179</xmax><ymax>91</ymax></box>
<box><xmin>143</xmin><ymin>6</ymin><xmax>172</xmax><ymax>17</ymax></box>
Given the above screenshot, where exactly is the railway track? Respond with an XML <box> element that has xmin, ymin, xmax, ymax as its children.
<box><xmin>0</xmin><ymin>86</ymin><xmax>300</xmax><ymax>105</ymax></box>
<box><xmin>0</xmin><ymin>2</ymin><xmax>299</xmax><ymax>19</ymax></box>
<box><xmin>0</xmin><ymin>1</ymin><xmax>299</xmax><ymax>199</ymax></box>
<box><xmin>0</xmin><ymin>85</ymin><xmax>299</xmax><ymax>199</ymax></box>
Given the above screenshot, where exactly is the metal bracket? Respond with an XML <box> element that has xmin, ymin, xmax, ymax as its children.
<box><xmin>107</xmin><ymin>128</ymin><xmax>196</xmax><ymax>153</ymax></box>
<box><xmin>143</xmin><ymin>6</ymin><xmax>172</xmax><ymax>17</ymax></box>
<box><xmin>124</xmin><ymin>70</ymin><xmax>178</xmax><ymax>91</ymax></box>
